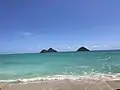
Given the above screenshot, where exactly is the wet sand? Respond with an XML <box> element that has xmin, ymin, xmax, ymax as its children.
<box><xmin>1</xmin><ymin>79</ymin><xmax>120</xmax><ymax>90</ymax></box>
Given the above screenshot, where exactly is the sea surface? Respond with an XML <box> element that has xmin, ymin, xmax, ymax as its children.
<box><xmin>0</xmin><ymin>50</ymin><xmax>120</xmax><ymax>83</ymax></box>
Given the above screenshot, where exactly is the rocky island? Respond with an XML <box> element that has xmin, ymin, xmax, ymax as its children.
<box><xmin>40</xmin><ymin>47</ymin><xmax>89</xmax><ymax>53</ymax></box>
<box><xmin>40</xmin><ymin>49</ymin><xmax>48</xmax><ymax>53</ymax></box>
<box><xmin>77</xmin><ymin>47</ymin><xmax>90</xmax><ymax>51</ymax></box>
<box><xmin>40</xmin><ymin>48</ymin><xmax>57</xmax><ymax>53</ymax></box>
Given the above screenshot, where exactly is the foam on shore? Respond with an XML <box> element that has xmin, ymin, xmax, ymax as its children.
<box><xmin>1</xmin><ymin>73</ymin><xmax>120</xmax><ymax>84</ymax></box>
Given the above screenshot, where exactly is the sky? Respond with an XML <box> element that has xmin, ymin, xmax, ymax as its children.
<box><xmin>0</xmin><ymin>0</ymin><xmax>120</xmax><ymax>53</ymax></box>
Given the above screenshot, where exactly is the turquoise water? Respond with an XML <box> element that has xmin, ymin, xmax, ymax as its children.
<box><xmin>0</xmin><ymin>51</ymin><xmax>120</xmax><ymax>82</ymax></box>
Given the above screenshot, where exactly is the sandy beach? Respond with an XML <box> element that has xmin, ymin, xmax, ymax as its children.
<box><xmin>0</xmin><ymin>79</ymin><xmax>120</xmax><ymax>90</ymax></box>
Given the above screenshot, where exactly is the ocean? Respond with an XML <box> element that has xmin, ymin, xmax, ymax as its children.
<box><xmin>0</xmin><ymin>50</ymin><xmax>120</xmax><ymax>83</ymax></box>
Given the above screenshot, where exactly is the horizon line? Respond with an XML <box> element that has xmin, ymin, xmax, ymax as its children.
<box><xmin>0</xmin><ymin>49</ymin><xmax>120</xmax><ymax>55</ymax></box>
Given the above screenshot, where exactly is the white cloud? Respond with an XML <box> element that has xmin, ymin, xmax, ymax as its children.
<box><xmin>67</xmin><ymin>46</ymin><xmax>71</xmax><ymax>49</ymax></box>
<box><xmin>92</xmin><ymin>45</ymin><xmax>100</xmax><ymax>48</ymax></box>
<box><xmin>22</xmin><ymin>32</ymin><xmax>32</xmax><ymax>36</ymax></box>
<box><xmin>91</xmin><ymin>45</ymin><xmax>110</xmax><ymax>50</ymax></box>
<box><xmin>84</xmin><ymin>43</ymin><xmax>88</xmax><ymax>46</ymax></box>
<box><xmin>103</xmin><ymin>45</ymin><xmax>108</xmax><ymax>47</ymax></box>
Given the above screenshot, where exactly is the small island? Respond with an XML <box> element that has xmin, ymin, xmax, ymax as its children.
<box><xmin>40</xmin><ymin>48</ymin><xmax>57</xmax><ymax>53</ymax></box>
<box><xmin>40</xmin><ymin>47</ymin><xmax>89</xmax><ymax>53</ymax></box>
<box><xmin>77</xmin><ymin>47</ymin><xmax>90</xmax><ymax>52</ymax></box>
<box><xmin>40</xmin><ymin>49</ymin><xmax>48</xmax><ymax>53</ymax></box>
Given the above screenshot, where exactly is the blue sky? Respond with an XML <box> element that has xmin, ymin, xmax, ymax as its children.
<box><xmin>0</xmin><ymin>0</ymin><xmax>120</xmax><ymax>53</ymax></box>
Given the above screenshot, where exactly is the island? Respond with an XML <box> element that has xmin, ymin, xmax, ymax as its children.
<box><xmin>77</xmin><ymin>47</ymin><xmax>90</xmax><ymax>52</ymax></box>
<box><xmin>47</xmin><ymin>48</ymin><xmax>57</xmax><ymax>52</ymax></box>
<box><xmin>40</xmin><ymin>49</ymin><xmax>48</xmax><ymax>53</ymax></box>
<box><xmin>40</xmin><ymin>48</ymin><xmax>57</xmax><ymax>53</ymax></box>
<box><xmin>40</xmin><ymin>47</ymin><xmax>89</xmax><ymax>53</ymax></box>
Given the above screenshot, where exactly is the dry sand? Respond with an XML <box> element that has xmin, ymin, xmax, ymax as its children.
<box><xmin>1</xmin><ymin>79</ymin><xmax>120</xmax><ymax>90</ymax></box>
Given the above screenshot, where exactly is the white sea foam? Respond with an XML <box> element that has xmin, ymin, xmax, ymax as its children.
<box><xmin>1</xmin><ymin>73</ymin><xmax>120</xmax><ymax>84</ymax></box>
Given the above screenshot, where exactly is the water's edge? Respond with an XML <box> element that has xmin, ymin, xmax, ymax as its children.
<box><xmin>1</xmin><ymin>74</ymin><xmax>120</xmax><ymax>84</ymax></box>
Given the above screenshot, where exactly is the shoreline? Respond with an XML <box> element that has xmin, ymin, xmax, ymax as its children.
<box><xmin>1</xmin><ymin>79</ymin><xmax>120</xmax><ymax>90</ymax></box>
<box><xmin>1</xmin><ymin>74</ymin><xmax>120</xmax><ymax>84</ymax></box>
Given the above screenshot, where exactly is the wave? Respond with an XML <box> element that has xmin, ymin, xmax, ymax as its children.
<box><xmin>1</xmin><ymin>73</ymin><xmax>120</xmax><ymax>84</ymax></box>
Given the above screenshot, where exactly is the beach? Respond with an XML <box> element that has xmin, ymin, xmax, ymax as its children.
<box><xmin>1</xmin><ymin>79</ymin><xmax>120</xmax><ymax>90</ymax></box>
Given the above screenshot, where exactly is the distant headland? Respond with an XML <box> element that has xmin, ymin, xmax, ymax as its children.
<box><xmin>40</xmin><ymin>47</ymin><xmax>89</xmax><ymax>53</ymax></box>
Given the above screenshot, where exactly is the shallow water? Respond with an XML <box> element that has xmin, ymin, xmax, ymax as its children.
<box><xmin>0</xmin><ymin>51</ymin><xmax>120</xmax><ymax>82</ymax></box>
